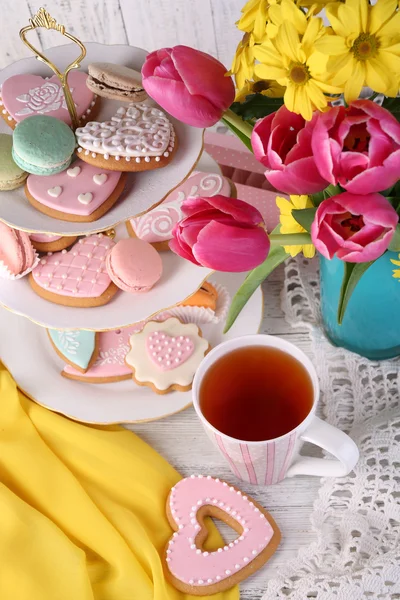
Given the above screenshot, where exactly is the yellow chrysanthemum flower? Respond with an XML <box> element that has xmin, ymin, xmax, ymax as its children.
<box><xmin>230</xmin><ymin>32</ymin><xmax>257</xmax><ymax>91</ymax></box>
<box><xmin>235</xmin><ymin>76</ymin><xmax>286</xmax><ymax>102</ymax></box>
<box><xmin>237</xmin><ymin>0</ymin><xmax>271</xmax><ymax>42</ymax></box>
<box><xmin>254</xmin><ymin>18</ymin><xmax>342</xmax><ymax>120</ymax></box>
<box><xmin>315</xmin><ymin>0</ymin><xmax>400</xmax><ymax>103</ymax></box>
<box><xmin>390</xmin><ymin>254</ymin><xmax>400</xmax><ymax>279</ymax></box>
<box><xmin>276</xmin><ymin>195</ymin><xmax>316</xmax><ymax>258</ymax></box>
<box><xmin>267</xmin><ymin>0</ymin><xmax>309</xmax><ymax>38</ymax></box>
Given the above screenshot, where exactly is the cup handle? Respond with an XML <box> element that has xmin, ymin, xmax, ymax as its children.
<box><xmin>286</xmin><ymin>416</ymin><xmax>359</xmax><ymax>478</ymax></box>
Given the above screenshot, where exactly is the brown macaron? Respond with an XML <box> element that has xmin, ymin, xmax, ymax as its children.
<box><xmin>86</xmin><ymin>62</ymin><xmax>147</xmax><ymax>103</ymax></box>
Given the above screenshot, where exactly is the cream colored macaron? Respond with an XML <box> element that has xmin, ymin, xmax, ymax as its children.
<box><xmin>0</xmin><ymin>133</ymin><xmax>28</xmax><ymax>190</ymax></box>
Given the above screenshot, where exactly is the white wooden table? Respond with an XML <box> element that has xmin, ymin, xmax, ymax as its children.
<box><xmin>128</xmin><ymin>264</ymin><xmax>320</xmax><ymax>599</ymax></box>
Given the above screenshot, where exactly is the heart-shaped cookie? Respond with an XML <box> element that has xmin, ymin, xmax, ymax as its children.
<box><xmin>75</xmin><ymin>102</ymin><xmax>176</xmax><ymax>172</ymax></box>
<box><xmin>0</xmin><ymin>71</ymin><xmax>96</xmax><ymax>128</ymax></box>
<box><xmin>29</xmin><ymin>233</ymin><xmax>118</xmax><ymax>307</ymax></box>
<box><xmin>146</xmin><ymin>331</ymin><xmax>194</xmax><ymax>371</ymax></box>
<box><xmin>25</xmin><ymin>159</ymin><xmax>126</xmax><ymax>222</ymax></box>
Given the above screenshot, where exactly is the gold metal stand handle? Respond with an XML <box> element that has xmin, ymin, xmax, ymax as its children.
<box><xmin>19</xmin><ymin>7</ymin><xmax>86</xmax><ymax>129</ymax></box>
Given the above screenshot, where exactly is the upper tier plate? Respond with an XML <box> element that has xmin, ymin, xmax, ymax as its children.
<box><xmin>0</xmin><ymin>43</ymin><xmax>203</xmax><ymax>235</ymax></box>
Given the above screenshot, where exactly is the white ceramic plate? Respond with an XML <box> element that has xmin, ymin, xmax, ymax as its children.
<box><xmin>0</xmin><ymin>225</ymin><xmax>211</xmax><ymax>331</ymax></box>
<box><xmin>0</xmin><ymin>272</ymin><xmax>261</xmax><ymax>424</ymax></box>
<box><xmin>0</xmin><ymin>152</ymin><xmax>221</xmax><ymax>331</ymax></box>
<box><xmin>0</xmin><ymin>43</ymin><xmax>203</xmax><ymax>235</ymax></box>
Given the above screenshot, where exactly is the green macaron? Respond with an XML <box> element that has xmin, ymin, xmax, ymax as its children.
<box><xmin>0</xmin><ymin>133</ymin><xmax>28</xmax><ymax>190</ymax></box>
<box><xmin>12</xmin><ymin>115</ymin><xmax>76</xmax><ymax>176</ymax></box>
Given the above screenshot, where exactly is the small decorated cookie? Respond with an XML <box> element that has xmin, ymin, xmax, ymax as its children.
<box><xmin>75</xmin><ymin>102</ymin><xmax>177</xmax><ymax>172</ymax></box>
<box><xmin>0</xmin><ymin>133</ymin><xmax>28</xmax><ymax>190</ymax></box>
<box><xmin>86</xmin><ymin>62</ymin><xmax>147</xmax><ymax>103</ymax></box>
<box><xmin>164</xmin><ymin>475</ymin><xmax>281</xmax><ymax>596</ymax></box>
<box><xmin>25</xmin><ymin>159</ymin><xmax>127</xmax><ymax>222</ymax></box>
<box><xmin>62</xmin><ymin>324</ymin><xmax>142</xmax><ymax>383</ymax></box>
<box><xmin>125</xmin><ymin>317</ymin><xmax>210</xmax><ymax>394</ymax></box>
<box><xmin>47</xmin><ymin>328</ymin><xmax>99</xmax><ymax>373</ymax></box>
<box><xmin>29</xmin><ymin>233</ymin><xmax>78</xmax><ymax>253</ymax></box>
<box><xmin>126</xmin><ymin>171</ymin><xmax>235</xmax><ymax>250</ymax></box>
<box><xmin>29</xmin><ymin>233</ymin><xmax>118</xmax><ymax>308</ymax></box>
<box><xmin>0</xmin><ymin>71</ymin><xmax>97</xmax><ymax>129</ymax></box>
<box><xmin>12</xmin><ymin>115</ymin><xmax>76</xmax><ymax>176</ymax></box>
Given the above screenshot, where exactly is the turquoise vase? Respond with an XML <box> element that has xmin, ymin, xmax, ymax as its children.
<box><xmin>319</xmin><ymin>251</ymin><xmax>400</xmax><ymax>360</ymax></box>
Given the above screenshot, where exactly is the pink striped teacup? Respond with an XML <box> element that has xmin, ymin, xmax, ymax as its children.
<box><xmin>192</xmin><ymin>335</ymin><xmax>359</xmax><ymax>486</ymax></box>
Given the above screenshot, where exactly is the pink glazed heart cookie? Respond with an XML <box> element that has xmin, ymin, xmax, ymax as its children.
<box><xmin>125</xmin><ymin>317</ymin><xmax>210</xmax><ymax>394</ymax></box>
<box><xmin>29</xmin><ymin>233</ymin><xmax>118</xmax><ymax>307</ymax></box>
<box><xmin>164</xmin><ymin>475</ymin><xmax>281</xmax><ymax>596</ymax></box>
<box><xmin>25</xmin><ymin>159</ymin><xmax>127</xmax><ymax>222</ymax></box>
<box><xmin>126</xmin><ymin>171</ymin><xmax>235</xmax><ymax>250</ymax></box>
<box><xmin>0</xmin><ymin>72</ymin><xmax>97</xmax><ymax>129</ymax></box>
<box><xmin>62</xmin><ymin>324</ymin><xmax>143</xmax><ymax>383</ymax></box>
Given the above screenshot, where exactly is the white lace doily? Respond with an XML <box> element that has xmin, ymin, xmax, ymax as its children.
<box><xmin>262</xmin><ymin>257</ymin><xmax>400</xmax><ymax>600</ymax></box>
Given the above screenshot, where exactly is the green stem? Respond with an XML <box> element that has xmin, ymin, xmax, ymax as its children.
<box><xmin>222</xmin><ymin>108</ymin><xmax>254</xmax><ymax>139</ymax></box>
<box><xmin>269</xmin><ymin>232</ymin><xmax>312</xmax><ymax>246</ymax></box>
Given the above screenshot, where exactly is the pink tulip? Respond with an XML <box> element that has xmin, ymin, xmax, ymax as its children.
<box><xmin>312</xmin><ymin>100</ymin><xmax>400</xmax><ymax>194</ymax></box>
<box><xmin>251</xmin><ymin>106</ymin><xmax>330</xmax><ymax>194</ymax></box>
<box><xmin>141</xmin><ymin>46</ymin><xmax>235</xmax><ymax>128</ymax></box>
<box><xmin>311</xmin><ymin>192</ymin><xmax>398</xmax><ymax>263</ymax></box>
<box><xmin>169</xmin><ymin>195</ymin><xmax>270</xmax><ymax>272</ymax></box>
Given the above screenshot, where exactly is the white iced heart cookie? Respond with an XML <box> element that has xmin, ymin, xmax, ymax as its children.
<box><xmin>93</xmin><ymin>173</ymin><xmax>107</xmax><ymax>185</ymax></box>
<box><xmin>78</xmin><ymin>192</ymin><xmax>93</xmax><ymax>205</ymax></box>
<box><xmin>75</xmin><ymin>102</ymin><xmax>176</xmax><ymax>172</ymax></box>
<box><xmin>47</xmin><ymin>186</ymin><xmax>62</xmax><ymax>198</ymax></box>
<box><xmin>125</xmin><ymin>317</ymin><xmax>209</xmax><ymax>394</ymax></box>
<box><xmin>67</xmin><ymin>166</ymin><xmax>81</xmax><ymax>177</ymax></box>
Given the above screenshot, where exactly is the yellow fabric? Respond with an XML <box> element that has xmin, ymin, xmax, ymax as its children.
<box><xmin>0</xmin><ymin>365</ymin><xmax>239</xmax><ymax>600</ymax></box>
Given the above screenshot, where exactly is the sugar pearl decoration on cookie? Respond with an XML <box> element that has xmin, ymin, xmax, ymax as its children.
<box><xmin>164</xmin><ymin>475</ymin><xmax>276</xmax><ymax>589</ymax></box>
<box><xmin>31</xmin><ymin>234</ymin><xmax>114</xmax><ymax>299</ymax></box>
<box><xmin>75</xmin><ymin>102</ymin><xmax>175</xmax><ymax>161</ymax></box>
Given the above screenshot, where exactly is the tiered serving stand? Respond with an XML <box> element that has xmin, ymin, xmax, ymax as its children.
<box><xmin>0</xmin><ymin>42</ymin><xmax>263</xmax><ymax>423</ymax></box>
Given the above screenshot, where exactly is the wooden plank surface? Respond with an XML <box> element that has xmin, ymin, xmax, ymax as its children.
<box><xmin>0</xmin><ymin>0</ymin><xmax>244</xmax><ymax>68</ymax></box>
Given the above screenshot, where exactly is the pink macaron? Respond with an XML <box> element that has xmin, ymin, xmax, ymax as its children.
<box><xmin>105</xmin><ymin>238</ymin><xmax>162</xmax><ymax>293</ymax></box>
<box><xmin>0</xmin><ymin>222</ymin><xmax>36</xmax><ymax>276</ymax></box>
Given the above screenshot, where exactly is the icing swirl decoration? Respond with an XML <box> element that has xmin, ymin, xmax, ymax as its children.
<box><xmin>134</xmin><ymin>200</ymin><xmax>183</xmax><ymax>241</ymax></box>
<box><xmin>75</xmin><ymin>103</ymin><xmax>174</xmax><ymax>158</ymax></box>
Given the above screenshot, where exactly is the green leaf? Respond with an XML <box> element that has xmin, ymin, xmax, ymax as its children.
<box><xmin>389</xmin><ymin>224</ymin><xmax>400</xmax><ymax>251</ymax></box>
<box><xmin>230</xmin><ymin>94</ymin><xmax>284</xmax><ymax>122</ymax></box>
<box><xmin>292</xmin><ymin>208</ymin><xmax>317</xmax><ymax>233</ymax></box>
<box><xmin>310</xmin><ymin>184</ymin><xmax>342</xmax><ymax>206</ymax></box>
<box><xmin>337</xmin><ymin>260</ymin><xmax>375</xmax><ymax>325</ymax></box>
<box><xmin>382</xmin><ymin>97</ymin><xmax>400</xmax><ymax>122</ymax></box>
<box><xmin>221</xmin><ymin>117</ymin><xmax>253</xmax><ymax>151</ymax></box>
<box><xmin>223</xmin><ymin>246</ymin><xmax>289</xmax><ymax>333</ymax></box>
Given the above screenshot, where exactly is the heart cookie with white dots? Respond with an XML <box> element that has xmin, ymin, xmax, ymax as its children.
<box><xmin>146</xmin><ymin>332</ymin><xmax>194</xmax><ymax>371</ymax></box>
<box><xmin>126</xmin><ymin>317</ymin><xmax>210</xmax><ymax>394</ymax></box>
<box><xmin>0</xmin><ymin>71</ymin><xmax>97</xmax><ymax>129</ymax></box>
<box><xmin>29</xmin><ymin>234</ymin><xmax>119</xmax><ymax>307</ymax></box>
<box><xmin>75</xmin><ymin>102</ymin><xmax>177</xmax><ymax>172</ymax></box>
<box><xmin>25</xmin><ymin>159</ymin><xmax>127</xmax><ymax>222</ymax></box>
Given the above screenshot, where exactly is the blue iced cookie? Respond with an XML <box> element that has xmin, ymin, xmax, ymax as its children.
<box><xmin>12</xmin><ymin>115</ymin><xmax>75</xmax><ymax>175</ymax></box>
<box><xmin>47</xmin><ymin>328</ymin><xmax>99</xmax><ymax>373</ymax></box>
